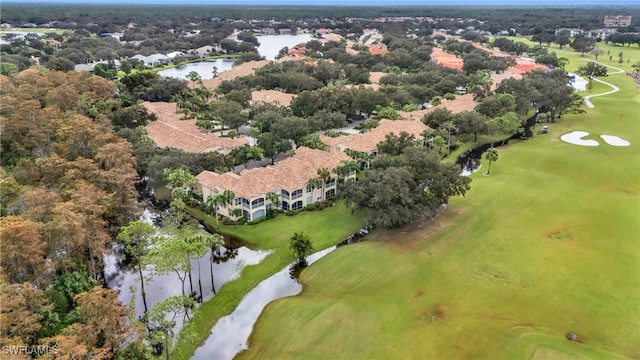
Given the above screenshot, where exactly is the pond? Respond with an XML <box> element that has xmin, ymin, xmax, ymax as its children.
<box><xmin>191</xmin><ymin>246</ymin><xmax>337</xmax><ymax>360</ymax></box>
<box><xmin>568</xmin><ymin>72</ymin><xmax>588</xmax><ymax>92</ymax></box>
<box><xmin>104</xmin><ymin>208</ymin><xmax>271</xmax><ymax>334</ymax></box>
<box><xmin>157</xmin><ymin>34</ymin><xmax>313</xmax><ymax>80</ymax></box>
<box><xmin>0</xmin><ymin>31</ymin><xmax>45</xmax><ymax>45</ymax></box>
<box><xmin>256</xmin><ymin>33</ymin><xmax>313</xmax><ymax>60</ymax></box>
<box><xmin>157</xmin><ymin>58</ymin><xmax>235</xmax><ymax>81</ymax></box>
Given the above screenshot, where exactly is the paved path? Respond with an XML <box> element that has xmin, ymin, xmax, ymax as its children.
<box><xmin>582</xmin><ymin>61</ymin><xmax>625</xmax><ymax>108</ymax></box>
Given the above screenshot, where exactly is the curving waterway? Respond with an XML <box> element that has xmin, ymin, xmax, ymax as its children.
<box><xmin>104</xmin><ymin>209</ymin><xmax>271</xmax><ymax>335</ymax></box>
<box><xmin>191</xmin><ymin>246</ymin><xmax>337</xmax><ymax>360</ymax></box>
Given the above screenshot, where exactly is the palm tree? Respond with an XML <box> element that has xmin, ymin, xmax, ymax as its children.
<box><xmin>246</xmin><ymin>146</ymin><xmax>264</xmax><ymax>167</ymax></box>
<box><xmin>205</xmin><ymin>233</ymin><xmax>225</xmax><ymax>294</ymax></box>
<box><xmin>231</xmin><ymin>208</ymin><xmax>243</xmax><ymax>225</ymax></box>
<box><xmin>422</xmin><ymin>128</ymin><xmax>438</xmax><ymax>151</ymax></box>
<box><xmin>212</xmin><ymin>66</ymin><xmax>218</xmax><ymax>78</ymax></box>
<box><xmin>221</xmin><ymin>190</ymin><xmax>235</xmax><ymax>208</ymax></box>
<box><xmin>205</xmin><ymin>193</ymin><xmax>225</xmax><ymax>227</ymax></box>
<box><xmin>485</xmin><ymin>147</ymin><xmax>499</xmax><ymax>175</ymax></box>
<box><xmin>186</xmin><ymin>71</ymin><xmax>203</xmax><ymax>87</ymax></box>
<box><xmin>317</xmin><ymin>167</ymin><xmax>331</xmax><ymax>201</ymax></box>
<box><xmin>266</xmin><ymin>191</ymin><xmax>281</xmax><ymax>210</ymax></box>
<box><xmin>289</xmin><ymin>231</ymin><xmax>314</xmax><ymax>265</ymax></box>
<box><xmin>332</xmin><ymin>160</ymin><xmax>359</xmax><ymax>184</ymax></box>
<box><xmin>306</xmin><ymin>178</ymin><xmax>321</xmax><ymax>202</ymax></box>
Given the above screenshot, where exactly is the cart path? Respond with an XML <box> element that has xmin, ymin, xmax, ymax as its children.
<box><xmin>582</xmin><ymin>61</ymin><xmax>625</xmax><ymax>109</ymax></box>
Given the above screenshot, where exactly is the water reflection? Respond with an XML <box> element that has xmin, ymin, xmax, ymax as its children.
<box><xmin>255</xmin><ymin>33</ymin><xmax>313</xmax><ymax>60</ymax></box>
<box><xmin>104</xmin><ymin>209</ymin><xmax>271</xmax><ymax>335</ymax></box>
<box><xmin>158</xmin><ymin>58</ymin><xmax>235</xmax><ymax>80</ymax></box>
<box><xmin>191</xmin><ymin>247</ymin><xmax>336</xmax><ymax>360</ymax></box>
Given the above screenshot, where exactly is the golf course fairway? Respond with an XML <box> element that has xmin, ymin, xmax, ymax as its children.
<box><xmin>237</xmin><ymin>45</ymin><xmax>640</xmax><ymax>359</ymax></box>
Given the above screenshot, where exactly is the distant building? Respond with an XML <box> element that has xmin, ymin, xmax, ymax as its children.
<box><xmin>260</xmin><ymin>28</ymin><xmax>277</xmax><ymax>35</ymax></box>
<box><xmin>604</xmin><ymin>16</ymin><xmax>632</xmax><ymax>27</ymax></box>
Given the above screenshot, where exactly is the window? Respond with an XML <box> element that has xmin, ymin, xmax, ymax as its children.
<box><xmin>266</xmin><ymin>203</ymin><xmax>272</xmax><ymax>211</ymax></box>
<box><xmin>326</xmin><ymin>189</ymin><xmax>336</xmax><ymax>198</ymax></box>
<box><xmin>251</xmin><ymin>198</ymin><xmax>264</xmax><ymax>209</ymax></box>
<box><xmin>241</xmin><ymin>198</ymin><xmax>250</xmax><ymax>208</ymax></box>
<box><xmin>282</xmin><ymin>201</ymin><xmax>290</xmax><ymax>210</ymax></box>
<box><xmin>291</xmin><ymin>200</ymin><xmax>303</xmax><ymax>210</ymax></box>
<box><xmin>326</xmin><ymin>178</ymin><xmax>336</xmax><ymax>187</ymax></box>
<box><xmin>252</xmin><ymin>209</ymin><xmax>265</xmax><ymax>220</ymax></box>
<box><xmin>291</xmin><ymin>189</ymin><xmax>303</xmax><ymax>199</ymax></box>
<box><xmin>235</xmin><ymin>198</ymin><xmax>241</xmax><ymax>206</ymax></box>
<box><xmin>306</xmin><ymin>196</ymin><xmax>312</xmax><ymax>205</ymax></box>
<box><xmin>306</xmin><ymin>184</ymin><xmax>312</xmax><ymax>193</ymax></box>
<box><xmin>281</xmin><ymin>189</ymin><xmax>290</xmax><ymax>198</ymax></box>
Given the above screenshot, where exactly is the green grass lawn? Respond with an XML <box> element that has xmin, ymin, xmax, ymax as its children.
<box><xmin>171</xmin><ymin>203</ymin><xmax>366</xmax><ymax>360</ymax></box>
<box><xmin>236</xmin><ymin>44</ymin><xmax>640</xmax><ymax>360</ymax></box>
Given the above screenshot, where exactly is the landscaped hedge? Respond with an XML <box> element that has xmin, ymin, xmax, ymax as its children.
<box><xmin>286</xmin><ymin>209</ymin><xmax>304</xmax><ymax>216</ymax></box>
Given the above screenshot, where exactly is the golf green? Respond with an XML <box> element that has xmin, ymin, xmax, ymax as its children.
<box><xmin>237</xmin><ymin>45</ymin><xmax>640</xmax><ymax>359</ymax></box>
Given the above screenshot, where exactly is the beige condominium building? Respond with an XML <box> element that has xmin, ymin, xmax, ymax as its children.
<box><xmin>604</xmin><ymin>16</ymin><xmax>632</xmax><ymax>27</ymax></box>
<box><xmin>196</xmin><ymin>118</ymin><xmax>428</xmax><ymax>221</ymax></box>
<box><xmin>196</xmin><ymin>147</ymin><xmax>355</xmax><ymax>221</ymax></box>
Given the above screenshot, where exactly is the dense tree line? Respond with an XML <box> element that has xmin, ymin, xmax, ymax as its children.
<box><xmin>3</xmin><ymin>4</ymin><xmax>638</xmax><ymax>30</ymax></box>
<box><xmin>0</xmin><ymin>69</ymin><xmax>148</xmax><ymax>358</ymax></box>
<box><xmin>340</xmin><ymin>133</ymin><xmax>471</xmax><ymax>228</ymax></box>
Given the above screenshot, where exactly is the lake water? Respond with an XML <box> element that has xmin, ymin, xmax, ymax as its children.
<box><xmin>0</xmin><ymin>31</ymin><xmax>45</xmax><ymax>45</ymax></box>
<box><xmin>256</xmin><ymin>33</ymin><xmax>313</xmax><ymax>60</ymax></box>
<box><xmin>158</xmin><ymin>34</ymin><xmax>313</xmax><ymax>80</ymax></box>
<box><xmin>104</xmin><ymin>209</ymin><xmax>271</xmax><ymax>334</ymax></box>
<box><xmin>158</xmin><ymin>58</ymin><xmax>235</xmax><ymax>80</ymax></box>
<box><xmin>191</xmin><ymin>246</ymin><xmax>337</xmax><ymax>360</ymax></box>
<box><xmin>568</xmin><ymin>72</ymin><xmax>588</xmax><ymax>92</ymax></box>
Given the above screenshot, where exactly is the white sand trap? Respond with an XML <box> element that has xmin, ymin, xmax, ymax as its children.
<box><xmin>560</xmin><ymin>131</ymin><xmax>599</xmax><ymax>147</ymax></box>
<box><xmin>600</xmin><ymin>135</ymin><xmax>630</xmax><ymax>147</ymax></box>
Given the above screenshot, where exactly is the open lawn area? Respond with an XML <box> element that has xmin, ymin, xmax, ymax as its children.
<box><xmin>172</xmin><ymin>203</ymin><xmax>366</xmax><ymax>360</ymax></box>
<box><xmin>237</xmin><ymin>42</ymin><xmax>640</xmax><ymax>359</ymax></box>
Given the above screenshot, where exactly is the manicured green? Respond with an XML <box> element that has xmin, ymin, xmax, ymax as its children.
<box><xmin>237</xmin><ymin>44</ymin><xmax>640</xmax><ymax>359</ymax></box>
<box><xmin>171</xmin><ymin>203</ymin><xmax>366</xmax><ymax>360</ymax></box>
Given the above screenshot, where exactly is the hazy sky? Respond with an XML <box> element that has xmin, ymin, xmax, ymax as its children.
<box><xmin>7</xmin><ymin>0</ymin><xmax>640</xmax><ymax>5</ymax></box>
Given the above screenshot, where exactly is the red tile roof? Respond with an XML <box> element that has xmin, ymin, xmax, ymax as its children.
<box><xmin>196</xmin><ymin>147</ymin><xmax>351</xmax><ymax>199</ymax></box>
<box><xmin>143</xmin><ymin>101</ymin><xmax>247</xmax><ymax>153</ymax></box>
<box><xmin>321</xmin><ymin>119</ymin><xmax>428</xmax><ymax>153</ymax></box>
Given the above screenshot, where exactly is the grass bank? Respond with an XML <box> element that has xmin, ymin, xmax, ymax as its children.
<box><xmin>237</xmin><ymin>44</ymin><xmax>640</xmax><ymax>359</ymax></box>
<box><xmin>170</xmin><ymin>202</ymin><xmax>366</xmax><ymax>360</ymax></box>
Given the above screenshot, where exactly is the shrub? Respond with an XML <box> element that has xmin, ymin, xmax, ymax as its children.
<box><xmin>324</xmin><ymin>130</ymin><xmax>340</xmax><ymax>138</ymax></box>
<box><xmin>402</xmin><ymin>103</ymin><xmax>418</xmax><ymax>112</ymax></box>
<box><xmin>248</xmin><ymin>216</ymin><xmax>268</xmax><ymax>225</ymax></box>
<box><xmin>305</xmin><ymin>204</ymin><xmax>316</xmax><ymax>211</ymax></box>
<box><xmin>286</xmin><ymin>209</ymin><xmax>303</xmax><ymax>216</ymax></box>
<box><xmin>266</xmin><ymin>209</ymin><xmax>277</xmax><ymax>219</ymax></box>
<box><xmin>444</xmin><ymin>93</ymin><xmax>456</xmax><ymax>100</ymax></box>
<box><xmin>237</xmin><ymin>217</ymin><xmax>247</xmax><ymax>225</ymax></box>
<box><xmin>431</xmin><ymin>96</ymin><xmax>442</xmax><ymax>106</ymax></box>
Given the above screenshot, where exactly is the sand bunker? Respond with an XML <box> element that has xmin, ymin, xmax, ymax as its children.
<box><xmin>600</xmin><ymin>135</ymin><xmax>630</xmax><ymax>147</ymax></box>
<box><xmin>561</xmin><ymin>131</ymin><xmax>632</xmax><ymax>147</ymax></box>
<box><xmin>560</xmin><ymin>131</ymin><xmax>599</xmax><ymax>147</ymax></box>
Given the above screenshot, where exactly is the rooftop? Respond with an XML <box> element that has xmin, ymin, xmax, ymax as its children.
<box><xmin>142</xmin><ymin>101</ymin><xmax>248</xmax><ymax>153</ymax></box>
<box><xmin>196</xmin><ymin>147</ymin><xmax>351</xmax><ymax>199</ymax></box>
<box><xmin>321</xmin><ymin>119</ymin><xmax>428</xmax><ymax>153</ymax></box>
